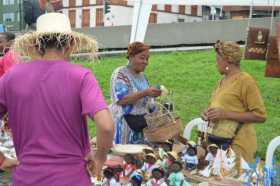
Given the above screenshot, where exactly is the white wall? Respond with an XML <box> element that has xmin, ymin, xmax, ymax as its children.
<box><xmin>172</xmin><ymin>5</ymin><xmax>179</xmax><ymax>13</ymax></box>
<box><xmin>76</xmin><ymin>8</ymin><xmax>82</xmax><ymax>28</ymax></box>
<box><xmin>90</xmin><ymin>7</ymin><xmax>95</xmax><ymax>27</ymax></box>
<box><xmin>157</xmin><ymin>11</ymin><xmax>202</xmax><ymax>24</ymax></box>
<box><xmin>62</xmin><ymin>9</ymin><xmax>69</xmax><ymax>17</ymax></box>
<box><xmin>185</xmin><ymin>6</ymin><xmax>191</xmax><ymax>14</ymax></box>
<box><xmin>157</xmin><ymin>4</ymin><xmax>165</xmax><ymax>11</ymax></box>
<box><xmin>107</xmin><ymin>6</ymin><xmax>134</xmax><ymax>26</ymax></box>
<box><xmin>63</xmin><ymin>0</ymin><xmax>68</xmax><ymax>7</ymax></box>
<box><xmin>90</xmin><ymin>0</ymin><xmax>95</xmax><ymax>5</ymax></box>
<box><xmin>197</xmin><ymin>6</ymin><xmax>202</xmax><ymax>16</ymax></box>
<box><xmin>157</xmin><ymin>12</ymin><xmax>179</xmax><ymax>24</ymax></box>
<box><xmin>76</xmin><ymin>0</ymin><xmax>82</xmax><ymax>6</ymax></box>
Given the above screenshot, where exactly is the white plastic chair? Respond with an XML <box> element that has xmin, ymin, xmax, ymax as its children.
<box><xmin>265</xmin><ymin>136</ymin><xmax>280</xmax><ymax>169</ymax></box>
<box><xmin>183</xmin><ymin>118</ymin><xmax>208</xmax><ymax>140</ymax></box>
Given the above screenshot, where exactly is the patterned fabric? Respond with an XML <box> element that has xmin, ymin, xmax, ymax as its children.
<box><xmin>110</xmin><ymin>66</ymin><xmax>154</xmax><ymax>144</ymax></box>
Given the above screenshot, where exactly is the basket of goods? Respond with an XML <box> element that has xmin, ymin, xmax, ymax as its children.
<box><xmin>143</xmin><ymin>113</ymin><xmax>182</xmax><ymax>142</ymax></box>
<box><xmin>144</xmin><ymin>86</ymin><xmax>181</xmax><ymax>142</ymax></box>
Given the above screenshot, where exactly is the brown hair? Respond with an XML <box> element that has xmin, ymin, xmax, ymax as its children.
<box><xmin>214</xmin><ymin>40</ymin><xmax>242</xmax><ymax>65</ymax></box>
<box><xmin>127</xmin><ymin>42</ymin><xmax>150</xmax><ymax>59</ymax></box>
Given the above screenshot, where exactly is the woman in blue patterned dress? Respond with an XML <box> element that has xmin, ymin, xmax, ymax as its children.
<box><xmin>110</xmin><ymin>42</ymin><xmax>161</xmax><ymax>144</ymax></box>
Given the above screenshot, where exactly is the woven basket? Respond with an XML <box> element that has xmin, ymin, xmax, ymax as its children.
<box><xmin>144</xmin><ymin>102</ymin><xmax>175</xmax><ymax>129</ymax></box>
<box><xmin>143</xmin><ymin>118</ymin><xmax>182</xmax><ymax>142</ymax></box>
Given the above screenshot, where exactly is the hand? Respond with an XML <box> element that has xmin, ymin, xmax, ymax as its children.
<box><xmin>144</xmin><ymin>87</ymin><xmax>162</xmax><ymax>97</ymax></box>
<box><xmin>206</xmin><ymin>108</ymin><xmax>227</xmax><ymax>121</ymax></box>
<box><xmin>201</xmin><ymin>109</ymin><xmax>209</xmax><ymax>121</ymax></box>
<box><xmin>85</xmin><ymin>150</ymin><xmax>107</xmax><ymax>177</ymax></box>
<box><xmin>0</xmin><ymin>157</ymin><xmax>19</xmax><ymax>171</ymax></box>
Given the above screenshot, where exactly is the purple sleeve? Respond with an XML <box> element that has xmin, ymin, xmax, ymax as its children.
<box><xmin>80</xmin><ymin>72</ymin><xmax>108</xmax><ymax>116</ymax></box>
<box><xmin>0</xmin><ymin>76</ymin><xmax>7</xmax><ymax>118</ymax></box>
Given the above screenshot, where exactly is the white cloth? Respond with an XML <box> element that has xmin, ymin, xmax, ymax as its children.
<box><xmin>146</xmin><ymin>178</ymin><xmax>168</xmax><ymax>186</ymax></box>
<box><xmin>103</xmin><ymin>178</ymin><xmax>121</xmax><ymax>186</ymax></box>
<box><xmin>182</xmin><ymin>154</ymin><xmax>198</xmax><ymax>165</ymax></box>
<box><xmin>141</xmin><ymin>163</ymin><xmax>158</xmax><ymax>174</ymax></box>
<box><xmin>205</xmin><ymin>152</ymin><xmax>215</xmax><ymax>162</ymax></box>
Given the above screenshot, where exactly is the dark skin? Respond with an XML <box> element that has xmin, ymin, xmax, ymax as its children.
<box><xmin>117</xmin><ymin>49</ymin><xmax>161</xmax><ymax>106</ymax></box>
<box><xmin>145</xmin><ymin>156</ymin><xmax>156</xmax><ymax>164</ymax></box>
<box><xmin>201</xmin><ymin>54</ymin><xmax>266</xmax><ymax>124</ymax></box>
<box><xmin>0</xmin><ymin>34</ymin><xmax>13</xmax><ymax>55</ymax></box>
<box><xmin>152</xmin><ymin>170</ymin><xmax>164</xmax><ymax>181</ymax></box>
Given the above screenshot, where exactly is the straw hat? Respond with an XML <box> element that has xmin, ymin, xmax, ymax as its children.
<box><xmin>207</xmin><ymin>144</ymin><xmax>219</xmax><ymax>151</ymax></box>
<box><xmin>187</xmin><ymin>141</ymin><xmax>196</xmax><ymax>148</ymax></box>
<box><xmin>142</xmin><ymin>147</ymin><xmax>154</xmax><ymax>154</ymax></box>
<box><xmin>13</xmin><ymin>13</ymin><xmax>97</xmax><ymax>59</ymax></box>
<box><xmin>167</xmin><ymin>151</ymin><xmax>178</xmax><ymax>160</ymax></box>
<box><xmin>145</xmin><ymin>153</ymin><xmax>156</xmax><ymax>160</ymax></box>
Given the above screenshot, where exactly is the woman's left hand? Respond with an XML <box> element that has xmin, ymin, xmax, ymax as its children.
<box><xmin>0</xmin><ymin>157</ymin><xmax>19</xmax><ymax>171</ymax></box>
<box><xmin>206</xmin><ymin>108</ymin><xmax>227</xmax><ymax>121</ymax></box>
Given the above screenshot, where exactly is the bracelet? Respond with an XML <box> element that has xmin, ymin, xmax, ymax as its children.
<box><xmin>0</xmin><ymin>155</ymin><xmax>6</xmax><ymax>168</ymax></box>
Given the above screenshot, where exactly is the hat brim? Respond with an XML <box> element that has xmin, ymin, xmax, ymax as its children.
<box><xmin>13</xmin><ymin>31</ymin><xmax>97</xmax><ymax>60</ymax></box>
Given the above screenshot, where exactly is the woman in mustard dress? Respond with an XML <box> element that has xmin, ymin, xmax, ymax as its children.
<box><xmin>201</xmin><ymin>41</ymin><xmax>267</xmax><ymax>165</ymax></box>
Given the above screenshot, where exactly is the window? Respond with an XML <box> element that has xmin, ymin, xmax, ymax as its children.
<box><xmin>96</xmin><ymin>8</ymin><xmax>104</xmax><ymax>26</ymax></box>
<box><xmin>191</xmin><ymin>5</ymin><xmax>198</xmax><ymax>16</ymax></box>
<box><xmin>69</xmin><ymin>10</ymin><xmax>76</xmax><ymax>27</ymax></box>
<box><xmin>111</xmin><ymin>0</ymin><xmax>127</xmax><ymax>5</ymax></box>
<box><xmin>69</xmin><ymin>0</ymin><xmax>76</xmax><ymax>8</ymax></box>
<box><xmin>3</xmin><ymin>0</ymin><xmax>14</xmax><ymax>5</ymax></box>
<box><xmin>96</xmin><ymin>0</ymin><xmax>103</xmax><ymax>5</ymax></box>
<box><xmin>3</xmin><ymin>13</ymin><xmax>15</xmax><ymax>22</ymax></box>
<box><xmin>149</xmin><ymin>13</ymin><xmax>157</xmax><ymax>24</ymax></box>
<box><xmin>179</xmin><ymin>5</ymin><xmax>185</xmax><ymax>14</ymax></box>
<box><xmin>82</xmin><ymin>9</ymin><xmax>90</xmax><ymax>27</ymax></box>
<box><xmin>83</xmin><ymin>0</ymin><xmax>89</xmax><ymax>6</ymax></box>
<box><xmin>165</xmin><ymin>4</ymin><xmax>171</xmax><ymax>12</ymax></box>
<box><xmin>178</xmin><ymin>18</ymin><xmax>185</xmax><ymax>22</ymax></box>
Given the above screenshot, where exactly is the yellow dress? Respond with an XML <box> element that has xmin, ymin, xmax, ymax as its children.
<box><xmin>209</xmin><ymin>72</ymin><xmax>266</xmax><ymax>163</ymax></box>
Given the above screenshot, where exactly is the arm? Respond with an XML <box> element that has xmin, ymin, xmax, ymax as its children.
<box><xmin>85</xmin><ymin>109</ymin><xmax>114</xmax><ymax>177</ymax></box>
<box><xmin>0</xmin><ymin>152</ymin><xmax>19</xmax><ymax>171</ymax></box>
<box><xmin>94</xmin><ymin>109</ymin><xmax>114</xmax><ymax>154</ymax></box>
<box><xmin>224</xmin><ymin>111</ymin><xmax>265</xmax><ymax>123</ymax></box>
<box><xmin>205</xmin><ymin>77</ymin><xmax>266</xmax><ymax>124</ymax></box>
<box><xmin>117</xmin><ymin>87</ymin><xmax>161</xmax><ymax>105</ymax></box>
<box><xmin>117</xmin><ymin>91</ymin><xmax>147</xmax><ymax>105</ymax></box>
<box><xmin>206</xmin><ymin>109</ymin><xmax>266</xmax><ymax>124</ymax></box>
<box><xmin>92</xmin><ymin>109</ymin><xmax>114</xmax><ymax>176</ymax></box>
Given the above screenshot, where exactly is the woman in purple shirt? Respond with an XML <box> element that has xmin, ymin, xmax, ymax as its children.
<box><xmin>0</xmin><ymin>13</ymin><xmax>114</xmax><ymax>186</ymax></box>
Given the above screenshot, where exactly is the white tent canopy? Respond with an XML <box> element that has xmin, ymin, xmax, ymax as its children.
<box><xmin>129</xmin><ymin>0</ymin><xmax>280</xmax><ymax>42</ymax></box>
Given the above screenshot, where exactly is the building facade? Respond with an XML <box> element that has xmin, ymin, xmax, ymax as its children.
<box><xmin>61</xmin><ymin>0</ymin><xmax>203</xmax><ymax>28</ymax></box>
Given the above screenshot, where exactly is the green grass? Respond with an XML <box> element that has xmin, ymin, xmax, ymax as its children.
<box><xmin>76</xmin><ymin>49</ymin><xmax>280</xmax><ymax>161</ymax></box>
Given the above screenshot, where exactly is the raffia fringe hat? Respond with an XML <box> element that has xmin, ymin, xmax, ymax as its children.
<box><xmin>13</xmin><ymin>13</ymin><xmax>97</xmax><ymax>59</ymax></box>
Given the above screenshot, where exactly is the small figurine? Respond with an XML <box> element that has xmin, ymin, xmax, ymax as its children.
<box><xmin>123</xmin><ymin>154</ymin><xmax>137</xmax><ymax>178</ymax></box>
<box><xmin>142</xmin><ymin>153</ymin><xmax>158</xmax><ymax>179</ymax></box>
<box><xmin>181</xmin><ymin>141</ymin><xmax>198</xmax><ymax>171</ymax></box>
<box><xmin>146</xmin><ymin>167</ymin><xmax>168</xmax><ymax>186</ymax></box>
<box><xmin>102</xmin><ymin>167</ymin><xmax>121</xmax><ymax>186</ymax></box>
<box><xmin>128</xmin><ymin>173</ymin><xmax>143</xmax><ymax>186</ymax></box>
<box><xmin>168</xmin><ymin>161</ymin><xmax>191</xmax><ymax>186</ymax></box>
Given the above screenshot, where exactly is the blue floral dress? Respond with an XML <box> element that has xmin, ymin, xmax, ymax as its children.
<box><xmin>110</xmin><ymin>66</ymin><xmax>154</xmax><ymax>144</ymax></box>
